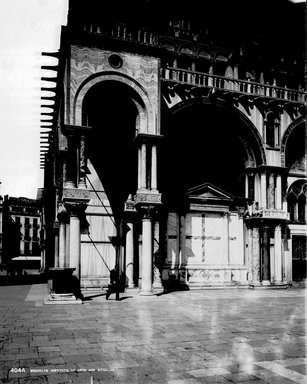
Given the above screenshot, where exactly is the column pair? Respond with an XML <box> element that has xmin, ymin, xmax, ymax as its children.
<box><xmin>64</xmin><ymin>134</ymin><xmax>87</xmax><ymax>189</ymax></box>
<box><xmin>137</xmin><ymin>143</ymin><xmax>157</xmax><ymax>191</ymax></box>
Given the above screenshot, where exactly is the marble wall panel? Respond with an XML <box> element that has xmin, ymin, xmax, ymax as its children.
<box><xmin>167</xmin><ymin>213</ymin><xmax>179</xmax><ymax>267</ymax></box>
<box><xmin>204</xmin><ymin>213</ymin><xmax>224</xmax><ymax>265</ymax></box>
<box><xmin>81</xmin><ymin>243</ymin><xmax>116</xmax><ymax>278</ymax></box>
<box><xmin>229</xmin><ymin>213</ymin><xmax>244</xmax><ymax>265</ymax></box>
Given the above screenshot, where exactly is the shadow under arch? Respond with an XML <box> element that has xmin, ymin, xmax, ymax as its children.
<box><xmin>159</xmin><ymin>96</ymin><xmax>266</xmax><ymax>206</ymax></box>
<box><xmin>281</xmin><ymin>115</ymin><xmax>306</xmax><ymax>168</ymax></box>
<box><xmin>74</xmin><ymin>71</ymin><xmax>156</xmax><ymax>134</ymax></box>
<box><xmin>81</xmin><ymin>80</ymin><xmax>142</xmax><ymax>225</ymax></box>
<box><xmin>168</xmin><ymin>97</ymin><xmax>266</xmax><ymax>167</ymax></box>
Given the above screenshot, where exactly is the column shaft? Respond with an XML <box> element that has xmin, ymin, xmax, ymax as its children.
<box><xmin>268</xmin><ymin>173</ymin><xmax>275</xmax><ymax>209</ymax></box>
<box><xmin>274</xmin><ymin>225</ymin><xmax>282</xmax><ymax>283</ymax></box>
<box><xmin>59</xmin><ymin>222</ymin><xmax>66</xmax><ymax>268</ymax></box>
<box><xmin>245</xmin><ymin>174</ymin><xmax>249</xmax><ymax>199</ymax></box>
<box><xmin>65</xmin><ymin>223</ymin><xmax>70</xmax><ymax>267</ymax></box>
<box><xmin>79</xmin><ymin>135</ymin><xmax>87</xmax><ymax>189</ymax></box>
<box><xmin>260</xmin><ymin>173</ymin><xmax>267</xmax><ymax>209</ymax></box>
<box><xmin>137</xmin><ymin>147</ymin><xmax>142</xmax><ymax>190</ymax></box>
<box><xmin>276</xmin><ymin>175</ymin><xmax>282</xmax><ymax>209</ymax></box>
<box><xmin>262</xmin><ymin>225</ymin><xmax>270</xmax><ymax>283</ymax></box>
<box><xmin>151</xmin><ymin>145</ymin><xmax>157</xmax><ymax>191</ymax></box>
<box><xmin>69</xmin><ymin>216</ymin><xmax>81</xmax><ymax>280</ymax></box>
<box><xmin>141</xmin><ymin>144</ymin><xmax>146</xmax><ymax>189</ymax></box>
<box><xmin>252</xmin><ymin>227</ymin><xmax>261</xmax><ymax>284</ymax></box>
<box><xmin>140</xmin><ymin>216</ymin><xmax>153</xmax><ymax>295</ymax></box>
<box><xmin>54</xmin><ymin>226</ymin><xmax>59</xmax><ymax>268</ymax></box>
<box><xmin>65</xmin><ymin>137</ymin><xmax>76</xmax><ymax>188</ymax></box>
<box><xmin>125</xmin><ymin>221</ymin><xmax>135</xmax><ymax>288</ymax></box>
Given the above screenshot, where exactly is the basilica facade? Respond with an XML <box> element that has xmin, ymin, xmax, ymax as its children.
<box><xmin>41</xmin><ymin>0</ymin><xmax>306</xmax><ymax>295</ymax></box>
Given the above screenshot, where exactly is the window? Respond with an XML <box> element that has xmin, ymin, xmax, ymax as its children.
<box><xmin>265</xmin><ymin>112</ymin><xmax>280</xmax><ymax>148</ymax></box>
<box><xmin>287</xmin><ymin>180</ymin><xmax>307</xmax><ymax>223</ymax></box>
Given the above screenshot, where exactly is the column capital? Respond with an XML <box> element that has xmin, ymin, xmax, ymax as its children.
<box><xmin>57</xmin><ymin>204</ymin><xmax>69</xmax><ymax>223</ymax></box>
<box><xmin>64</xmin><ymin>201</ymin><xmax>87</xmax><ymax>218</ymax></box>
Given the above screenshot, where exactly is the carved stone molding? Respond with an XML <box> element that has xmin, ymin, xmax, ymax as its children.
<box><xmin>134</xmin><ymin>191</ymin><xmax>162</xmax><ymax>206</ymax></box>
<box><xmin>62</xmin><ymin>188</ymin><xmax>90</xmax><ymax>202</ymax></box>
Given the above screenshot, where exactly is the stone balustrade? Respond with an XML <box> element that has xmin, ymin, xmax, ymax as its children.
<box><xmin>161</xmin><ymin>67</ymin><xmax>306</xmax><ymax>103</ymax></box>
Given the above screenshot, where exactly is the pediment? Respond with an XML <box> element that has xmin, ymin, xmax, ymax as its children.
<box><xmin>187</xmin><ymin>182</ymin><xmax>234</xmax><ymax>201</ymax></box>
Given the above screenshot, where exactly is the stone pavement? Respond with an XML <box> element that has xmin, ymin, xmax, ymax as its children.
<box><xmin>0</xmin><ymin>283</ymin><xmax>306</xmax><ymax>384</ymax></box>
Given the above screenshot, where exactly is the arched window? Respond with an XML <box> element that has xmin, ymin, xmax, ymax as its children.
<box><xmin>287</xmin><ymin>180</ymin><xmax>307</xmax><ymax>224</ymax></box>
<box><xmin>265</xmin><ymin>111</ymin><xmax>280</xmax><ymax>148</ymax></box>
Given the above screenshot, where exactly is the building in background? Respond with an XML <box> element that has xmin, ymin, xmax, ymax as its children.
<box><xmin>41</xmin><ymin>0</ymin><xmax>306</xmax><ymax>293</ymax></box>
<box><xmin>1</xmin><ymin>195</ymin><xmax>42</xmax><ymax>272</ymax></box>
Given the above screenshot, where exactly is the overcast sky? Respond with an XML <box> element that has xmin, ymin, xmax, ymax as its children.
<box><xmin>0</xmin><ymin>0</ymin><xmax>68</xmax><ymax>199</ymax></box>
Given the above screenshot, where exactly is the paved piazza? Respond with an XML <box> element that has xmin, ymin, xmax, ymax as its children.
<box><xmin>0</xmin><ymin>284</ymin><xmax>305</xmax><ymax>384</ymax></box>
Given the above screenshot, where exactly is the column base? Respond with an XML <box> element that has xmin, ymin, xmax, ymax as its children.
<box><xmin>262</xmin><ymin>280</ymin><xmax>271</xmax><ymax>286</ymax></box>
<box><xmin>43</xmin><ymin>293</ymin><xmax>83</xmax><ymax>305</ymax></box>
<box><xmin>139</xmin><ymin>290</ymin><xmax>155</xmax><ymax>296</ymax></box>
<box><xmin>249</xmin><ymin>281</ymin><xmax>262</xmax><ymax>288</ymax></box>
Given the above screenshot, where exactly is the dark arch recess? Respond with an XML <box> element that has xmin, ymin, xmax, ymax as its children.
<box><xmin>159</xmin><ymin>97</ymin><xmax>266</xmax><ymax>206</ymax></box>
<box><xmin>82</xmin><ymin>80</ymin><xmax>140</xmax><ymax>223</ymax></box>
<box><xmin>168</xmin><ymin>97</ymin><xmax>266</xmax><ymax>167</ymax></box>
<box><xmin>281</xmin><ymin>116</ymin><xmax>306</xmax><ymax>168</ymax></box>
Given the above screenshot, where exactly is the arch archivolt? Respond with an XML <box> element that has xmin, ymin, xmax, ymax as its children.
<box><xmin>73</xmin><ymin>71</ymin><xmax>156</xmax><ymax>134</ymax></box>
<box><xmin>281</xmin><ymin>115</ymin><xmax>305</xmax><ymax>167</ymax></box>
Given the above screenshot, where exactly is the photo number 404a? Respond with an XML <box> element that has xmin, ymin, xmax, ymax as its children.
<box><xmin>10</xmin><ymin>368</ymin><xmax>26</xmax><ymax>373</ymax></box>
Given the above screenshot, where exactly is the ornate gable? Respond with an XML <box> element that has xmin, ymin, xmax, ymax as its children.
<box><xmin>187</xmin><ymin>182</ymin><xmax>234</xmax><ymax>203</ymax></box>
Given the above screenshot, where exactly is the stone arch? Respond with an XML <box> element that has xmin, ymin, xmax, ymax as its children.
<box><xmin>169</xmin><ymin>97</ymin><xmax>266</xmax><ymax>166</ymax></box>
<box><xmin>281</xmin><ymin>115</ymin><xmax>305</xmax><ymax>167</ymax></box>
<box><xmin>73</xmin><ymin>71</ymin><xmax>156</xmax><ymax>134</ymax></box>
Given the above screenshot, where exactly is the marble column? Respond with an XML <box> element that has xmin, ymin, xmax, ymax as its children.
<box><xmin>69</xmin><ymin>214</ymin><xmax>81</xmax><ymax>281</ymax></box>
<box><xmin>274</xmin><ymin>225</ymin><xmax>283</xmax><ymax>283</ymax></box>
<box><xmin>276</xmin><ymin>175</ymin><xmax>282</xmax><ymax>210</ymax></box>
<box><xmin>125</xmin><ymin>221</ymin><xmax>135</xmax><ymax>288</ymax></box>
<box><xmin>151</xmin><ymin>145</ymin><xmax>157</xmax><ymax>191</ymax></box>
<box><xmin>59</xmin><ymin>222</ymin><xmax>66</xmax><ymax>268</ymax></box>
<box><xmin>262</xmin><ymin>225</ymin><xmax>270</xmax><ymax>284</ymax></box>
<box><xmin>65</xmin><ymin>137</ymin><xmax>76</xmax><ymax>188</ymax></box>
<box><xmin>247</xmin><ymin>227</ymin><xmax>253</xmax><ymax>282</ymax></box>
<box><xmin>251</xmin><ymin>226</ymin><xmax>261</xmax><ymax>285</ymax></box>
<box><xmin>138</xmin><ymin>147</ymin><xmax>142</xmax><ymax>190</ymax></box>
<box><xmin>245</xmin><ymin>174</ymin><xmax>249</xmax><ymax>199</ymax></box>
<box><xmin>79</xmin><ymin>135</ymin><xmax>87</xmax><ymax>189</ymax></box>
<box><xmin>223</xmin><ymin>213</ymin><xmax>230</xmax><ymax>265</ymax></box>
<box><xmin>268</xmin><ymin>173</ymin><xmax>275</xmax><ymax>209</ymax></box>
<box><xmin>153</xmin><ymin>219</ymin><xmax>162</xmax><ymax>288</ymax></box>
<box><xmin>140</xmin><ymin>144</ymin><xmax>147</xmax><ymax>190</ymax></box>
<box><xmin>140</xmin><ymin>209</ymin><xmax>153</xmax><ymax>295</ymax></box>
<box><xmin>65</xmin><ymin>222</ymin><xmax>70</xmax><ymax>267</ymax></box>
<box><xmin>208</xmin><ymin>65</ymin><xmax>214</xmax><ymax>87</ymax></box>
<box><xmin>54</xmin><ymin>222</ymin><xmax>59</xmax><ymax>268</ymax></box>
<box><xmin>57</xmin><ymin>205</ymin><xmax>68</xmax><ymax>269</ymax></box>
<box><xmin>260</xmin><ymin>172</ymin><xmax>267</xmax><ymax>209</ymax></box>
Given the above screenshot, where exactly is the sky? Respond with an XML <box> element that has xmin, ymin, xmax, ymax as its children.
<box><xmin>0</xmin><ymin>0</ymin><xmax>304</xmax><ymax>199</ymax></box>
<box><xmin>0</xmin><ymin>0</ymin><xmax>68</xmax><ymax>199</ymax></box>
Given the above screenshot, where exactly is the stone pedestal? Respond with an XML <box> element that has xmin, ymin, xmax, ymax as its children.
<box><xmin>44</xmin><ymin>267</ymin><xmax>82</xmax><ymax>305</ymax></box>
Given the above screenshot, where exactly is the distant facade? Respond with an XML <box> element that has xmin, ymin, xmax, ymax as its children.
<box><xmin>41</xmin><ymin>0</ymin><xmax>306</xmax><ymax>292</ymax></box>
<box><xmin>1</xmin><ymin>195</ymin><xmax>42</xmax><ymax>266</ymax></box>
